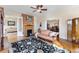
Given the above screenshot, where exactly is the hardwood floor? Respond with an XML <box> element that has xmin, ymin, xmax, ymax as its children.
<box><xmin>53</xmin><ymin>39</ymin><xmax>79</xmax><ymax>52</ymax></box>
<box><xmin>0</xmin><ymin>48</ymin><xmax>8</xmax><ymax>53</ymax></box>
<box><xmin>0</xmin><ymin>36</ymin><xmax>79</xmax><ymax>53</ymax></box>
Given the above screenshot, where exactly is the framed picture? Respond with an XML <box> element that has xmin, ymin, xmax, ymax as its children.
<box><xmin>27</xmin><ymin>16</ymin><xmax>32</xmax><ymax>22</ymax></box>
<box><xmin>8</xmin><ymin>21</ymin><xmax>15</xmax><ymax>26</ymax></box>
<box><xmin>47</xmin><ymin>20</ymin><xmax>59</xmax><ymax>32</ymax></box>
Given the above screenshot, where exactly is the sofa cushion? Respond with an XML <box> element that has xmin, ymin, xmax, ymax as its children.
<box><xmin>40</xmin><ymin>30</ymin><xmax>52</xmax><ymax>36</ymax></box>
<box><xmin>49</xmin><ymin>32</ymin><xmax>59</xmax><ymax>37</ymax></box>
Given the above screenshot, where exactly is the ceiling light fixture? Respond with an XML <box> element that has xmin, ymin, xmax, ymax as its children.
<box><xmin>30</xmin><ymin>5</ymin><xmax>47</xmax><ymax>13</ymax></box>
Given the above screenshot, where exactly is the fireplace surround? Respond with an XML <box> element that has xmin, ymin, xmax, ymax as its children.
<box><xmin>22</xmin><ymin>14</ymin><xmax>34</xmax><ymax>37</ymax></box>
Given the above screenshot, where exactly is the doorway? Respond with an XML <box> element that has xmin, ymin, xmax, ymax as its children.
<box><xmin>0</xmin><ymin>7</ymin><xmax>4</xmax><ymax>51</ymax></box>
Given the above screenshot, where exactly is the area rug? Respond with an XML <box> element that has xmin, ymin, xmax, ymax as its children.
<box><xmin>10</xmin><ymin>36</ymin><xmax>69</xmax><ymax>53</ymax></box>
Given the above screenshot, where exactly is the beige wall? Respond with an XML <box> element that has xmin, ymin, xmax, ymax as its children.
<box><xmin>40</xmin><ymin>17</ymin><xmax>67</xmax><ymax>40</ymax></box>
<box><xmin>3</xmin><ymin>6</ymin><xmax>79</xmax><ymax>40</ymax></box>
<box><xmin>40</xmin><ymin>6</ymin><xmax>79</xmax><ymax>39</ymax></box>
<box><xmin>4</xmin><ymin>16</ymin><xmax>18</xmax><ymax>36</ymax></box>
<box><xmin>4</xmin><ymin>13</ymin><xmax>38</xmax><ymax>37</ymax></box>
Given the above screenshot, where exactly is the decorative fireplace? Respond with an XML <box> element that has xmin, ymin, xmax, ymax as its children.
<box><xmin>27</xmin><ymin>29</ymin><xmax>32</xmax><ymax>37</ymax></box>
<box><xmin>22</xmin><ymin>14</ymin><xmax>34</xmax><ymax>37</ymax></box>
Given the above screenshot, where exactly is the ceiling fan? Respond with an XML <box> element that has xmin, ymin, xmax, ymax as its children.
<box><xmin>30</xmin><ymin>5</ymin><xmax>47</xmax><ymax>13</ymax></box>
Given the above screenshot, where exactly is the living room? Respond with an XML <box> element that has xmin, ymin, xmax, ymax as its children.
<box><xmin>0</xmin><ymin>5</ymin><xmax>79</xmax><ymax>53</ymax></box>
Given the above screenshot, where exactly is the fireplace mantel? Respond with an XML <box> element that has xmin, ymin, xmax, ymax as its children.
<box><xmin>22</xmin><ymin>14</ymin><xmax>34</xmax><ymax>37</ymax></box>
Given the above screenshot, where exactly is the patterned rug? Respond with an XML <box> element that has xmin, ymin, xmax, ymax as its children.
<box><xmin>10</xmin><ymin>36</ymin><xmax>69</xmax><ymax>53</ymax></box>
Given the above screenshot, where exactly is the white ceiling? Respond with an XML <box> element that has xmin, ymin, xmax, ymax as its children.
<box><xmin>1</xmin><ymin>5</ymin><xmax>79</xmax><ymax>19</ymax></box>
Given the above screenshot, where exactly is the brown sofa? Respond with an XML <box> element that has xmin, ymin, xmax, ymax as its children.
<box><xmin>36</xmin><ymin>30</ymin><xmax>59</xmax><ymax>43</ymax></box>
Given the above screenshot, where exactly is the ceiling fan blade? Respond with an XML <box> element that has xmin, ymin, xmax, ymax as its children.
<box><xmin>37</xmin><ymin>5</ymin><xmax>40</xmax><ymax>9</ymax></box>
<box><xmin>41</xmin><ymin>9</ymin><xmax>47</xmax><ymax>11</ymax></box>
<box><xmin>40</xmin><ymin>5</ymin><xmax>43</xmax><ymax>8</ymax></box>
<box><xmin>33</xmin><ymin>10</ymin><xmax>37</xmax><ymax>12</ymax></box>
<box><xmin>30</xmin><ymin>6</ymin><xmax>36</xmax><ymax>9</ymax></box>
<box><xmin>36</xmin><ymin>5</ymin><xmax>43</xmax><ymax>9</ymax></box>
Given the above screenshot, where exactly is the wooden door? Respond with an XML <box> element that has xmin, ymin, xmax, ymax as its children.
<box><xmin>72</xmin><ymin>18</ymin><xmax>76</xmax><ymax>41</ymax></box>
<box><xmin>67</xmin><ymin>18</ymin><xmax>79</xmax><ymax>42</ymax></box>
<box><xmin>76</xmin><ymin>19</ymin><xmax>79</xmax><ymax>40</ymax></box>
<box><xmin>0</xmin><ymin>7</ymin><xmax>4</xmax><ymax>51</ymax></box>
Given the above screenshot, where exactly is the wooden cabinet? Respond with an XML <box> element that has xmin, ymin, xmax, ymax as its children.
<box><xmin>67</xmin><ymin>18</ymin><xmax>79</xmax><ymax>43</ymax></box>
<box><xmin>22</xmin><ymin>14</ymin><xmax>34</xmax><ymax>37</ymax></box>
<box><xmin>0</xmin><ymin>7</ymin><xmax>4</xmax><ymax>51</ymax></box>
